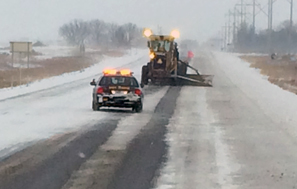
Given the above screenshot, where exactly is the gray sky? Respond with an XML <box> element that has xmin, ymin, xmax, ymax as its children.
<box><xmin>0</xmin><ymin>0</ymin><xmax>294</xmax><ymax>44</ymax></box>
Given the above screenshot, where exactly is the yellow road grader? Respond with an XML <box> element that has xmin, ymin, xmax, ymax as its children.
<box><xmin>141</xmin><ymin>28</ymin><xmax>213</xmax><ymax>87</ymax></box>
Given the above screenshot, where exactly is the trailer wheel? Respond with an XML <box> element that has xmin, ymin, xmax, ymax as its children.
<box><xmin>141</xmin><ymin>65</ymin><xmax>149</xmax><ymax>85</ymax></box>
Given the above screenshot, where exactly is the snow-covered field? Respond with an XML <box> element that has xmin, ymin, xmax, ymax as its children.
<box><xmin>1</xmin><ymin>45</ymin><xmax>78</xmax><ymax>58</ymax></box>
<box><xmin>6</xmin><ymin>62</ymin><xmax>42</xmax><ymax>68</ymax></box>
<box><xmin>33</xmin><ymin>46</ymin><xmax>79</xmax><ymax>60</ymax></box>
<box><xmin>0</xmin><ymin>48</ymin><xmax>147</xmax><ymax>158</ymax></box>
<box><xmin>0</xmin><ymin>45</ymin><xmax>77</xmax><ymax>58</ymax></box>
<box><xmin>0</xmin><ymin>49</ymin><xmax>9</xmax><ymax>55</ymax></box>
<box><xmin>0</xmin><ymin>48</ymin><xmax>146</xmax><ymax>101</ymax></box>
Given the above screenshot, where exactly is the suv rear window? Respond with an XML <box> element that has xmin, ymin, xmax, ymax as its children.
<box><xmin>99</xmin><ymin>76</ymin><xmax>139</xmax><ymax>87</ymax></box>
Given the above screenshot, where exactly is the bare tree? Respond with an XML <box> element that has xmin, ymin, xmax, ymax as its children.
<box><xmin>88</xmin><ymin>20</ymin><xmax>107</xmax><ymax>46</ymax></box>
<box><xmin>107</xmin><ymin>23</ymin><xmax>120</xmax><ymax>47</ymax></box>
<box><xmin>59</xmin><ymin>20</ymin><xmax>89</xmax><ymax>46</ymax></box>
<box><xmin>122</xmin><ymin>23</ymin><xmax>138</xmax><ymax>46</ymax></box>
<box><xmin>59</xmin><ymin>19</ymin><xmax>144</xmax><ymax>49</ymax></box>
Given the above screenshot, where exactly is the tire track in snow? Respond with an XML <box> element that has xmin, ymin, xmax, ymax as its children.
<box><xmin>153</xmin><ymin>88</ymin><xmax>239</xmax><ymax>189</ymax></box>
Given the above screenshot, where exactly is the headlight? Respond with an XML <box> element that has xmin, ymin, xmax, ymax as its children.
<box><xmin>143</xmin><ymin>28</ymin><xmax>153</xmax><ymax>37</ymax></box>
<box><xmin>149</xmin><ymin>53</ymin><xmax>155</xmax><ymax>59</ymax></box>
<box><xmin>170</xmin><ymin>29</ymin><xmax>180</xmax><ymax>38</ymax></box>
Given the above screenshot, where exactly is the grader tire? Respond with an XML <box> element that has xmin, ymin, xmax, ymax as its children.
<box><xmin>141</xmin><ymin>65</ymin><xmax>149</xmax><ymax>85</ymax></box>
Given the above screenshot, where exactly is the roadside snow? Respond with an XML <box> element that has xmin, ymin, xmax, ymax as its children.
<box><xmin>233</xmin><ymin>53</ymin><xmax>268</xmax><ymax>57</ymax></box>
<box><xmin>213</xmin><ymin>52</ymin><xmax>297</xmax><ymax>136</ymax></box>
<box><xmin>0</xmin><ymin>49</ymin><xmax>147</xmax><ymax>101</ymax></box>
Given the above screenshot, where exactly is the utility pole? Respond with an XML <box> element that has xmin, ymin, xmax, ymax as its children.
<box><xmin>253</xmin><ymin>0</ymin><xmax>256</xmax><ymax>34</ymax></box>
<box><xmin>228</xmin><ymin>10</ymin><xmax>232</xmax><ymax>45</ymax></box>
<box><xmin>241</xmin><ymin>0</ymin><xmax>244</xmax><ymax>26</ymax></box>
<box><xmin>233</xmin><ymin>6</ymin><xmax>237</xmax><ymax>44</ymax></box>
<box><xmin>225</xmin><ymin>10</ymin><xmax>233</xmax><ymax>45</ymax></box>
<box><xmin>221</xmin><ymin>24</ymin><xmax>228</xmax><ymax>51</ymax></box>
<box><xmin>267</xmin><ymin>0</ymin><xmax>273</xmax><ymax>53</ymax></box>
<box><xmin>221</xmin><ymin>26</ymin><xmax>225</xmax><ymax>50</ymax></box>
<box><xmin>289</xmin><ymin>0</ymin><xmax>293</xmax><ymax>53</ymax></box>
<box><xmin>290</xmin><ymin>0</ymin><xmax>293</xmax><ymax>28</ymax></box>
<box><xmin>225</xmin><ymin>22</ymin><xmax>228</xmax><ymax>50</ymax></box>
<box><xmin>157</xmin><ymin>25</ymin><xmax>162</xmax><ymax>35</ymax></box>
<box><xmin>229</xmin><ymin>0</ymin><xmax>268</xmax><ymax>52</ymax></box>
<box><xmin>268</xmin><ymin>0</ymin><xmax>272</xmax><ymax>31</ymax></box>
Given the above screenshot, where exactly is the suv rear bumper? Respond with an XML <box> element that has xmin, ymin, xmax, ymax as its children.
<box><xmin>95</xmin><ymin>95</ymin><xmax>141</xmax><ymax>108</ymax></box>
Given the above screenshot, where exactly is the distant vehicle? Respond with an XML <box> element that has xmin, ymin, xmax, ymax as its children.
<box><xmin>90</xmin><ymin>69</ymin><xmax>144</xmax><ymax>112</ymax></box>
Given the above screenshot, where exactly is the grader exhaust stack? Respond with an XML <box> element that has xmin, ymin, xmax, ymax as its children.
<box><xmin>140</xmin><ymin>28</ymin><xmax>213</xmax><ymax>87</ymax></box>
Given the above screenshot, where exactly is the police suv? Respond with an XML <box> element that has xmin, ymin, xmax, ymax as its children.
<box><xmin>90</xmin><ymin>69</ymin><xmax>144</xmax><ymax>112</ymax></box>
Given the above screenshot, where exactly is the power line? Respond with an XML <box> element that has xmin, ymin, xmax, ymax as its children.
<box><xmin>224</xmin><ymin>0</ymin><xmax>295</xmax><ymax>53</ymax></box>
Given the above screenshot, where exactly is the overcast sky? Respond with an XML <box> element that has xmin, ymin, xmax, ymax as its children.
<box><xmin>0</xmin><ymin>0</ymin><xmax>294</xmax><ymax>44</ymax></box>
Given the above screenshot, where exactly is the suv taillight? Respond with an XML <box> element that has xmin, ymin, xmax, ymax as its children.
<box><xmin>134</xmin><ymin>89</ymin><xmax>142</xmax><ymax>96</ymax></box>
<box><xmin>97</xmin><ymin>87</ymin><xmax>104</xmax><ymax>94</ymax></box>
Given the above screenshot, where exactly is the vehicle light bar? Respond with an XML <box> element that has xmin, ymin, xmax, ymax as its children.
<box><xmin>103</xmin><ymin>69</ymin><xmax>132</xmax><ymax>76</ymax></box>
<box><xmin>103</xmin><ymin>69</ymin><xmax>117</xmax><ymax>75</ymax></box>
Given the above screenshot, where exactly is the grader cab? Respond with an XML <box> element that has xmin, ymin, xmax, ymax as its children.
<box><xmin>141</xmin><ymin>28</ymin><xmax>213</xmax><ymax>87</ymax></box>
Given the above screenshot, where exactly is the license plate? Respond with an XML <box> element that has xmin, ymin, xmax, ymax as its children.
<box><xmin>112</xmin><ymin>90</ymin><xmax>127</xmax><ymax>94</ymax></box>
<box><xmin>103</xmin><ymin>97</ymin><xmax>108</xmax><ymax>101</ymax></box>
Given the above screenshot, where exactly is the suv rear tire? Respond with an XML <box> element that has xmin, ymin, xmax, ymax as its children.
<box><xmin>92</xmin><ymin>102</ymin><xmax>100</xmax><ymax>111</ymax></box>
<box><xmin>134</xmin><ymin>102</ymin><xmax>143</xmax><ymax>113</ymax></box>
<box><xmin>141</xmin><ymin>65</ymin><xmax>149</xmax><ymax>85</ymax></box>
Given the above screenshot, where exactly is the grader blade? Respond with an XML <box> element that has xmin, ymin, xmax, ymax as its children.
<box><xmin>173</xmin><ymin>74</ymin><xmax>213</xmax><ymax>87</ymax></box>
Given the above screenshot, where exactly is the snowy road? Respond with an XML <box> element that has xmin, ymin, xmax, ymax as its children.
<box><xmin>1</xmin><ymin>50</ymin><xmax>297</xmax><ymax>189</ymax></box>
<box><xmin>154</xmin><ymin>52</ymin><xmax>297</xmax><ymax>189</ymax></box>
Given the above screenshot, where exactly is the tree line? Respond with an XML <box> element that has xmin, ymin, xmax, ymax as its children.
<box><xmin>234</xmin><ymin>20</ymin><xmax>297</xmax><ymax>54</ymax></box>
<box><xmin>59</xmin><ymin>19</ymin><xmax>145</xmax><ymax>49</ymax></box>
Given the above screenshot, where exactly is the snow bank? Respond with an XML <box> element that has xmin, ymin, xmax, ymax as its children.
<box><xmin>213</xmin><ymin>52</ymin><xmax>297</xmax><ymax>136</ymax></box>
<box><xmin>233</xmin><ymin>53</ymin><xmax>268</xmax><ymax>57</ymax></box>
